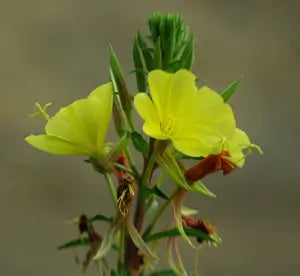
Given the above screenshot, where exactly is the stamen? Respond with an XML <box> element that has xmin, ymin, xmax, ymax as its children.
<box><xmin>160</xmin><ymin>116</ymin><xmax>175</xmax><ymax>136</ymax></box>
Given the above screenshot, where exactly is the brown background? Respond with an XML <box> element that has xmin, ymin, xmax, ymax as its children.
<box><xmin>1</xmin><ymin>0</ymin><xmax>299</xmax><ymax>275</ymax></box>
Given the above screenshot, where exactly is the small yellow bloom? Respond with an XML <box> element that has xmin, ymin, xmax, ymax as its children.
<box><xmin>134</xmin><ymin>69</ymin><xmax>236</xmax><ymax>157</ymax></box>
<box><xmin>25</xmin><ymin>83</ymin><xmax>113</xmax><ymax>159</ymax></box>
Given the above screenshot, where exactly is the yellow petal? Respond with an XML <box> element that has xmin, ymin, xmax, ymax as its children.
<box><xmin>148</xmin><ymin>70</ymin><xmax>172</xmax><ymax>119</ymax></box>
<box><xmin>226</xmin><ymin>128</ymin><xmax>251</xmax><ymax>167</ymax></box>
<box><xmin>168</xmin><ymin>69</ymin><xmax>197</xmax><ymax>118</ymax></box>
<box><xmin>193</xmin><ymin>87</ymin><xmax>236</xmax><ymax>138</ymax></box>
<box><xmin>45</xmin><ymin>83</ymin><xmax>113</xmax><ymax>156</ymax></box>
<box><xmin>134</xmin><ymin>93</ymin><xmax>160</xmax><ymax>124</ymax></box>
<box><xmin>172</xmin><ymin>137</ymin><xmax>214</xmax><ymax>157</ymax></box>
<box><xmin>25</xmin><ymin>135</ymin><xmax>90</xmax><ymax>155</ymax></box>
<box><xmin>143</xmin><ymin>122</ymin><xmax>168</xmax><ymax>140</ymax></box>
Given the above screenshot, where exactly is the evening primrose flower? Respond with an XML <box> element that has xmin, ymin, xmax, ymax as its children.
<box><xmin>25</xmin><ymin>83</ymin><xmax>113</xmax><ymax>159</ymax></box>
<box><xmin>134</xmin><ymin>69</ymin><xmax>236</xmax><ymax>157</ymax></box>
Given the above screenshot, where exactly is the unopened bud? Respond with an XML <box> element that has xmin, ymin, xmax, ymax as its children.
<box><xmin>109</xmin><ymin>45</ymin><xmax>132</xmax><ymax>117</ymax></box>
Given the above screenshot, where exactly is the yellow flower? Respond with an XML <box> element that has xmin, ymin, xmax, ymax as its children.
<box><xmin>25</xmin><ymin>83</ymin><xmax>113</xmax><ymax>159</ymax></box>
<box><xmin>134</xmin><ymin>69</ymin><xmax>236</xmax><ymax>157</ymax></box>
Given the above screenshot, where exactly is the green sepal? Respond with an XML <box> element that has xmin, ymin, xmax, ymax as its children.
<box><xmin>154</xmin><ymin>147</ymin><xmax>215</xmax><ymax>198</ymax></box>
<box><xmin>137</xmin><ymin>31</ymin><xmax>153</xmax><ymax>71</ymax></box>
<box><xmin>191</xmin><ymin>181</ymin><xmax>216</xmax><ymax>198</ymax></box>
<box><xmin>130</xmin><ymin>131</ymin><xmax>148</xmax><ymax>158</ymax></box>
<box><xmin>220</xmin><ymin>76</ymin><xmax>243</xmax><ymax>102</ymax></box>
<box><xmin>97</xmin><ymin>133</ymin><xmax>129</xmax><ymax>172</ymax></box>
<box><xmin>133</xmin><ymin>38</ymin><xmax>147</xmax><ymax>92</ymax></box>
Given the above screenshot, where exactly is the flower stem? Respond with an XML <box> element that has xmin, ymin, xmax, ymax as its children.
<box><xmin>125</xmin><ymin>138</ymin><xmax>156</xmax><ymax>272</ymax></box>
<box><xmin>104</xmin><ymin>172</ymin><xmax>117</xmax><ymax>204</ymax></box>
<box><xmin>125</xmin><ymin>147</ymin><xmax>140</xmax><ymax>180</ymax></box>
<box><xmin>118</xmin><ymin>222</ymin><xmax>126</xmax><ymax>267</ymax></box>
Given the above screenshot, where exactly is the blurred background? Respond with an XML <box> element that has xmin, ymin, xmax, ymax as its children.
<box><xmin>1</xmin><ymin>0</ymin><xmax>299</xmax><ymax>275</ymax></box>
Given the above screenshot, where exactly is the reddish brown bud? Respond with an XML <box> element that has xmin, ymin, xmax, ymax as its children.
<box><xmin>113</xmin><ymin>153</ymin><xmax>135</xmax><ymax>216</ymax></box>
<box><xmin>182</xmin><ymin>215</ymin><xmax>216</xmax><ymax>243</ymax></box>
<box><xmin>185</xmin><ymin>151</ymin><xmax>237</xmax><ymax>182</ymax></box>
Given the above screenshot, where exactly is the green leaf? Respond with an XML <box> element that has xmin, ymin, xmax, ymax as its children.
<box><xmin>133</xmin><ymin>38</ymin><xmax>147</xmax><ymax>92</ymax></box>
<box><xmin>130</xmin><ymin>131</ymin><xmax>148</xmax><ymax>157</ymax></box>
<box><xmin>127</xmin><ymin>216</ymin><xmax>159</xmax><ymax>260</ymax></box>
<box><xmin>90</xmin><ymin>214</ymin><xmax>114</xmax><ymax>223</ymax></box>
<box><xmin>140</xmin><ymin>185</ymin><xmax>169</xmax><ymax>201</ymax></box>
<box><xmin>137</xmin><ymin>32</ymin><xmax>153</xmax><ymax>71</ymax></box>
<box><xmin>145</xmin><ymin>227</ymin><xmax>219</xmax><ymax>244</ymax></box>
<box><xmin>220</xmin><ymin>76</ymin><xmax>243</xmax><ymax>102</ymax></box>
<box><xmin>150</xmin><ymin>270</ymin><xmax>177</xmax><ymax>276</ymax></box>
<box><xmin>57</xmin><ymin>237</ymin><xmax>89</xmax><ymax>250</ymax></box>
<box><xmin>94</xmin><ymin>220</ymin><xmax>121</xmax><ymax>260</ymax></box>
<box><xmin>152</xmin><ymin>185</ymin><xmax>170</xmax><ymax>200</ymax></box>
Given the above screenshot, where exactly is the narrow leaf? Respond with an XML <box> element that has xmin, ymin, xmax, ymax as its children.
<box><xmin>152</xmin><ymin>185</ymin><xmax>169</xmax><ymax>200</ymax></box>
<box><xmin>57</xmin><ymin>237</ymin><xmax>89</xmax><ymax>250</ymax></box>
<box><xmin>127</xmin><ymin>217</ymin><xmax>159</xmax><ymax>260</ymax></box>
<box><xmin>93</xmin><ymin>221</ymin><xmax>121</xmax><ymax>260</ymax></box>
<box><xmin>130</xmin><ymin>131</ymin><xmax>148</xmax><ymax>157</ymax></box>
<box><xmin>90</xmin><ymin>214</ymin><xmax>114</xmax><ymax>223</ymax></box>
<box><xmin>145</xmin><ymin>227</ymin><xmax>218</xmax><ymax>244</ymax></box>
<box><xmin>133</xmin><ymin>38</ymin><xmax>147</xmax><ymax>92</ymax></box>
<box><xmin>137</xmin><ymin>32</ymin><xmax>153</xmax><ymax>71</ymax></box>
<box><xmin>220</xmin><ymin>76</ymin><xmax>243</xmax><ymax>102</ymax></box>
<box><xmin>140</xmin><ymin>185</ymin><xmax>169</xmax><ymax>201</ymax></box>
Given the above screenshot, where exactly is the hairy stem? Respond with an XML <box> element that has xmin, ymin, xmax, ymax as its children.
<box><xmin>125</xmin><ymin>138</ymin><xmax>156</xmax><ymax>272</ymax></box>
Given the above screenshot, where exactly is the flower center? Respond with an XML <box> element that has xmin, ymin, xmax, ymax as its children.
<box><xmin>160</xmin><ymin>116</ymin><xmax>175</xmax><ymax>137</ymax></box>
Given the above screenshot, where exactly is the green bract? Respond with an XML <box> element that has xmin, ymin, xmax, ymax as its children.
<box><xmin>25</xmin><ymin>83</ymin><xmax>113</xmax><ymax>159</ymax></box>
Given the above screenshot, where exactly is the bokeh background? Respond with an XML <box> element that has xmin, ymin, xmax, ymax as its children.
<box><xmin>1</xmin><ymin>0</ymin><xmax>299</xmax><ymax>275</ymax></box>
